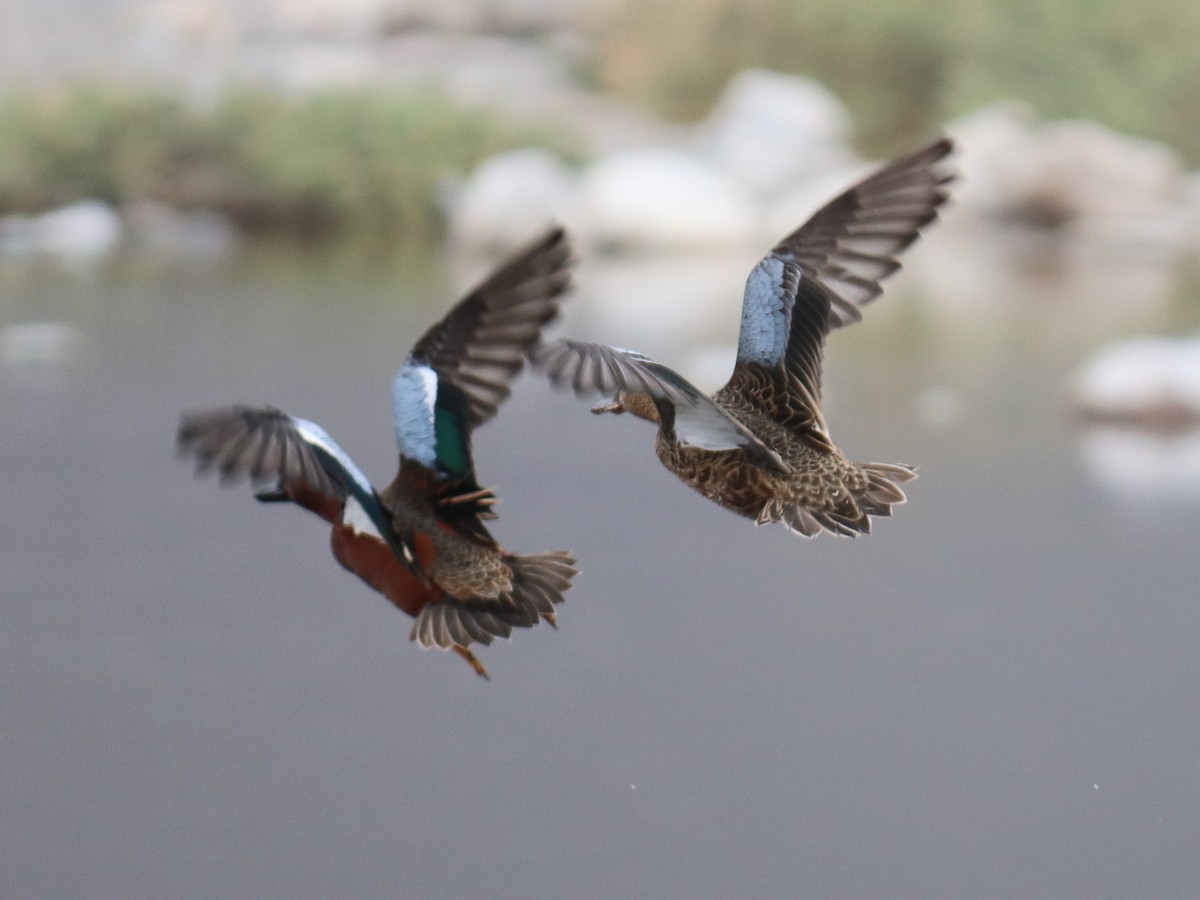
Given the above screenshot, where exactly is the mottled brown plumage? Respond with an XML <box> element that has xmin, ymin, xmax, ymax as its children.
<box><xmin>535</xmin><ymin>140</ymin><xmax>954</xmax><ymax>537</ymax></box>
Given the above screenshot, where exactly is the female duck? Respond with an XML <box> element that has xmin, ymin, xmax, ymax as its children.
<box><xmin>535</xmin><ymin>140</ymin><xmax>955</xmax><ymax>538</ymax></box>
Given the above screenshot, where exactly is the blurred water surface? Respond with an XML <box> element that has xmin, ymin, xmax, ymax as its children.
<box><xmin>2</xmin><ymin>242</ymin><xmax>1200</xmax><ymax>899</ymax></box>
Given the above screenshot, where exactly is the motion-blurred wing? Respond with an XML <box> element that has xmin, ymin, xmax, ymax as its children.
<box><xmin>393</xmin><ymin>227</ymin><xmax>571</xmax><ymax>485</ymax></box>
<box><xmin>177</xmin><ymin>405</ymin><xmax>371</xmax><ymax>516</ymax></box>
<box><xmin>773</xmin><ymin>137</ymin><xmax>955</xmax><ymax>329</ymax></box>
<box><xmin>406</xmin><ymin>226</ymin><xmax>572</xmax><ymax>429</ymax></box>
<box><xmin>732</xmin><ymin>138</ymin><xmax>954</xmax><ymax>433</ymax></box>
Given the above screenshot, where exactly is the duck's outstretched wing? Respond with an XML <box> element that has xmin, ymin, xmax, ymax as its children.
<box><xmin>414</xmin><ymin>226</ymin><xmax>571</xmax><ymax>430</ymax></box>
<box><xmin>532</xmin><ymin>339</ymin><xmax>786</xmax><ymax>472</ymax></box>
<box><xmin>390</xmin><ymin>227</ymin><xmax>573</xmax><ymax>533</ymax></box>
<box><xmin>392</xmin><ymin>227</ymin><xmax>571</xmax><ymax>468</ymax></box>
<box><xmin>774</xmin><ymin>137</ymin><xmax>955</xmax><ymax>327</ymax></box>
<box><xmin>732</xmin><ymin>138</ymin><xmax>955</xmax><ymax>440</ymax></box>
<box><xmin>177</xmin><ymin>405</ymin><xmax>376</xmax><ymax>526</ymax></box>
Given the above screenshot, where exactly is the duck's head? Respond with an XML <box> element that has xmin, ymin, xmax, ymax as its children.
<box><xmin>591</xmin><ymin>390</ymin><xmax>661</xmax><ymax>425</ymax></box>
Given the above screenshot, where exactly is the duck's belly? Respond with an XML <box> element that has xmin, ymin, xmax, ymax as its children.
<box><xmin>657</xmin><ymin>442</ymin><xmax>782</xmax><ymax>520</ymax></box>
<box><xmin>657</xmin><ymin>434</ymin><xmax>855</xmax><ymax>520</ymax></box>
<box><xmin>330</xmin><ymin>524</ymin><xmax>440</xmax><ymax>618</ymax></box>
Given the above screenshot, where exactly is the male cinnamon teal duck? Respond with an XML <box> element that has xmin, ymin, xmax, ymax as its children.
<box><xmin>178</xmin><ymin>228</ymin><xmax>577</xmax><ymax>677</ymax></box>
<box><xmin>534</xmin><ymin>139</ymin><xmax>954</xmax><ymax>538</ymax></box>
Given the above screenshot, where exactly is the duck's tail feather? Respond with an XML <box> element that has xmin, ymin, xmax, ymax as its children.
<box><xmin>504</xmin><ymin>551</ymin><xmax>578</xmax><ymax>628</ymax></box>
<box><xmin>409</xmin><ymin>551</ymin><xmax>577</xmax><ymax>652</ymax></box>
<box><xmin>757</xmin><ymin>462</ymin><xmax>916</xmax><ymax>538</ymax></box>
<box><xmin>856</xmin><ymin>462</ymin><xmax>917</xmax><ymax>516</ymax></box>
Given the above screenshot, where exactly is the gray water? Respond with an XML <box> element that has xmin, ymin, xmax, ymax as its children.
<box><xmin>3</xmin><ymin>242</ymin><xmax>1200</xmax><ymax>899</ymax></box>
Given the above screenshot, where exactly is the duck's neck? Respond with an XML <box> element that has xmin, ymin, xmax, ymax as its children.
<box><xmin>619</xmin><ymin>390</ymin><xmax>662</xmax><ymax>424</ymax></box>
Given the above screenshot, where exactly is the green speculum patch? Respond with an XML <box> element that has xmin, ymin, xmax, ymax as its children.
<box><xmin>432</xmin><ymin>405</ymin><xmax>471</xmax><ymax>477</ymax></box>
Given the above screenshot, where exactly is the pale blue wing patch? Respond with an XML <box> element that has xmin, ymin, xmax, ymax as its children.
<box><xmin>391</xmin><ymin>361</ymin><xmax>438</xmax><ymax>467</ymax></box>
<box><xmin>737</xmin><ymin>254</ymin><xmax>797</xmax><ymax>367</ymax></box>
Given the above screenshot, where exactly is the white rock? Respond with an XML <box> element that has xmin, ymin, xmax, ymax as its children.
<box><xmin>949</xmin><ymin>104</ymin><xmax>1186</xmax><ymax>244</ymax></box>
<box><xmin>447</xmin><ymin>149</ymin><xmax>578</xmax><ymax>253</ymax></box>
<box><xmin>251</xmin><ymin>39</ymin><xmax>378</xmax><ymax>92</ymax></box>
<box><xmin>268</xmin><ymin>0</ymin><xmax>396</xmax><ymax>37</ymax></box>
<box><xmin>1179</xmin><ymin>171</ymin><xmax>1200</xmax><ymax>247</ymax></box>
<box><xmin>268</xmin><ymin>0</ymin><xmax>593</xmax><ymax>35</ymax></box>
<box><xmin>1079</xmin><ymin>427</ymin><xmax>1200</xmax><ymax>500</ymax></box>
<box><xmin>1038</xmin><ymin>120</ymin><xmax>1181</xmax><ymax>218</ymax></box>
<box><xmin>578</xmin><ymin>148</ymin><xmax>757</xmax><ymax>251</ymax></box>
<box><xmin>579</xmin><ymin>253</ymin><xmax>751</xmax><ymax>345</ymax></box>
<box><xmin>1074</xmin><ymin>335</ymin><xmax>1200</xmax><ymax>499</ymax></box>
<box><xmin>1070</xmin><ymin>334</ymin><xmax>1200</xmax><ymax>428</ymax></box>
<box><xmin>946</xmin><ymin>102</ymin><xmax>1042</xmax><ymax>219</ymax></box>
<box><xmin>0</xmin><ymin>321</ymin><xmax>86</xmax><ymax>367</ymax></box>
<box><xmin>762</xmin><ymin>162</ymin><xmax>871</xmax><ymax>243</ymax></box>
<box><xmin>0</xmin><ymin>201</ymin><xmax>122</xmax><ymax>262</ymax></box>
<box><xmin>698</xmin><ymin>69</ymin><xmax>854</xmax><ymax>196</ymax></box>
<box><xmin>903</xmin><ymin>217</ymin><xmax>1180</xmax><ymax>330</ymax></box>
<box><xmin>124</xmin><ymin>203</ymin><xmax>240</xmax><ymax>259</ymax></box>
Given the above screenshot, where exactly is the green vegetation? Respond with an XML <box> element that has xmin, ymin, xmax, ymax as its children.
<box><xmin>3</xmin><ymin>0</ymin><xmax>1195</xmax><ymax>243</ymax></box>
<box><xmin>591</xmin><ymin>0</ymin><xmax>1200</xmax><ymax>162</ymax></box>
<box><xmin>0</xmin><ymin>85</ymin><xmax>579</xmax><ymax>240</ymax></box>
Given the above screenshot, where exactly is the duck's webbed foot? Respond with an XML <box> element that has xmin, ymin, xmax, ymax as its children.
<box><xmin>453</xmin><ymin>645</ymin><xmax>490</xmax><ymax>680</ymax></box>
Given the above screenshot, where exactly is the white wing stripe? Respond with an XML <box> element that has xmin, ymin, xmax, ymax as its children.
<box><xmin>342</xmin><ymin>495</ymin><xmax>383</xmax><ymax>539</ymax></box>
<box><xmin>673</xmin><ymin>403</ymin><xmax>757</xmax><ymax>452</ymax></box>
